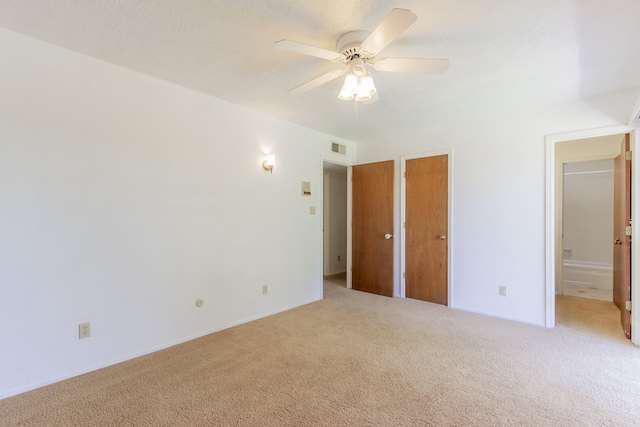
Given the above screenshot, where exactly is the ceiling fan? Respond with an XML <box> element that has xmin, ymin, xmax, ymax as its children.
<box><xmin>274</xmin><ymin>8</ymin><xmax>449</xmax><ymax>103</ymax></box>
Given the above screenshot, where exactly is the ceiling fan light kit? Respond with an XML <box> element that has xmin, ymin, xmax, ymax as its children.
<box><xmin>274</xmin><ymin>8</ymin><xmax>449</xmax><ymax>105</ymax></box>
<box><xmin>338</xmin><ymin>57</ymin><xmax>377</xmax><ymax>102</ymax></box>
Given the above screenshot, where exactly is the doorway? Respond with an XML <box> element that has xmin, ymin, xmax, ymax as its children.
<box><xmin>561</xmin><ymin>158</ymin><xmax>614</xmax><ymax>301</ymax></box>
<box><xmin>545</xmin><ymin>126</ymin><xmax>637</xmax><ymax>344</ymax></box>
<box><xmin>323</xmin><ymin>161</ymin><xmax>348</xmax><ymax>288</ymax></box>
<box><xmin>404</xmin><ymin>154</ymin><xmax>449</xmax><ymax>304</ymax></box>
<box><xmin>351</xmin><ymin>160</ymin><xmax>394</xmax><ymax>297</ymax></box>
<box><xmin>401</xmin><ymin>150</ymin><xmax>452</xmax><ymax>304</ymax></box>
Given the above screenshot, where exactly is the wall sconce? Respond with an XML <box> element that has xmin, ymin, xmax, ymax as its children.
<box><xmin>262</xmin><ymin>153</ymin><xmax>275</xmax><ymax>174</ymax></box>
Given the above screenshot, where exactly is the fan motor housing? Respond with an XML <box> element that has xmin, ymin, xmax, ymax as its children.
<box><xmin>336</xmin><ymin>30</ymin><xmax>370</xmax><ymax>59</ymax></box>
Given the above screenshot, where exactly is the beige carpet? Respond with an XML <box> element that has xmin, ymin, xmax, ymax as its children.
<box><xmin>1</xmin><ymin>282</ymin><xmax>639</xmax><ymax>426</ymax></box>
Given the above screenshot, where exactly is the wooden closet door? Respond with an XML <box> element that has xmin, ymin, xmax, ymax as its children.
<box><xmin>352</xmin><ymin>161</ymin><xmax>394</xmax><ymax>297</ymax></box>
<box><xmin>405</xmin><ymin>155</ymin><xmax>448</xmax><ymax>305</ymax></box>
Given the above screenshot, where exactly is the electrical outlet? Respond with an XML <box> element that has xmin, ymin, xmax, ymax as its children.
<box><xmin>337</xmin><ymin>255</ymin><xmax>341</xmax><ymax>261</ymax></box>
<box><xmin>78</xmin><ymin>322</ymin><xmax>91</xmax><ymax>339</ymax></box>
<box><xmin>262</xmin><ymin>285</ymin><xmax>268</xmax><ymax>295</ymax></box>
<box><xmin>499</xmin><ymin>286</ymin><xmax>507</xmax><ymax>296</ymax></box>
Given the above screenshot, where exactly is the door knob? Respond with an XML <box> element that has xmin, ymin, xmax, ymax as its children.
<box><xmin>384</xmin><ymin>233</ymin><xmax>394</xmax><ymax>239</ymax></box>
<box><xmin>439</xmin><ymin>235</ymin><xmax>447</xmax><ymax>240</ymax></box>
<box><xmin>614</xmin><ymin>238</ymin><xmax>622</xmax><ymax>245</ymax></box>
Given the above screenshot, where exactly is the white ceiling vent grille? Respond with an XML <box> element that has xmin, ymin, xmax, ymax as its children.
<box><xmin>331</xmin><ymin>142</ymin><xmax>347</xmax><ymax>155</ymax></box>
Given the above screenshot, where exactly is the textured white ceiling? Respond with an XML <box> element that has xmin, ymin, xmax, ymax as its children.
<box><xmin>0</xmin><ymin>0</ymin><xmax>639</xmax><ymax>143</ymax></box>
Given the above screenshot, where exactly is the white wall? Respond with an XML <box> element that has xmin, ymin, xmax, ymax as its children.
<box><xmin>356</xmin><ymin>88</ymin><xmax>640</xmax><ymax>326</ymax></box>
<box><xmin>0</xmin><ymin>28</ymin><xmax>355</xmax><ymax>398</ymax></box>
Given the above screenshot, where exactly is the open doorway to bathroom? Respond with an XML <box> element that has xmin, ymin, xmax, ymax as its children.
<box><xmin>561</xmin><ymin>159</ymin><xmax>614</xmax><ymax>301</ymax></box>
<box><xmin>554</xmin><ymin>133</ymin><xmax>630</xmax><ymax>339</ymax></box>
<box><xmin>323</xmin><ymin>161</ymin><xmax>348</xmax><ymax>288</ymax></box>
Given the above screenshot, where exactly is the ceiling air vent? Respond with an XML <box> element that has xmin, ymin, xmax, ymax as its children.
<box><xmin>331</xmin><ymin>142</ymin><xmax>347</xmax><ymax>155</ymax></box>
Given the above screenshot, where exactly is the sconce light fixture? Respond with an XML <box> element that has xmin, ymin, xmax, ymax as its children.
<box><xmin>262</xmin><ymin>153</ymin><xmax>276</xmax><ymax>174</ymax></box>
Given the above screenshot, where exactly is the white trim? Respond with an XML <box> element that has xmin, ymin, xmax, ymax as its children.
<box><xmin>400</xmin><ymin>149</ymin><xmax>453</xmax><ymax>305</ymax></box>
<box><xmin>545</xmin><ymin>126</ymin><xmax>636</xmax><ymax>344</ymax></box>
<box><xmin>629</xmin><ymin>95</ymin><xmax>640</xmax><ymax>128</ymax></box>
<box><xmin>322</xmin><ymin>172</ymin><xmax>331</xmax><ymax>276</ymax></box>
<box><xmin>346</xmin><ymin>165</ymin><xmax>352</xmax><ymax>289</ymax></box>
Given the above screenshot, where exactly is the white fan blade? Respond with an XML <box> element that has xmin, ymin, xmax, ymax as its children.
<box><xmin>275</xmin><ymin>40</ymin><xmax>343</xmax><ymax>62</ymax></box>
<box><xmin>373</xmin><ymin>57</ymin><xmax>449</xmax><ymax>74</ymax></box>
<box><xmin>289</xmin><ymin>69</ymin><xmax>344</xmax><ymax>94</ymax></box>
<box><xmin>360</xmin><ymin>9</ymin><xmax>417</xmax><ymax>57</ymax></box>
